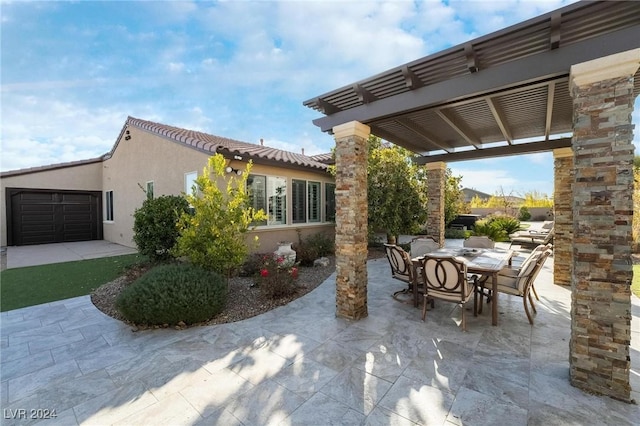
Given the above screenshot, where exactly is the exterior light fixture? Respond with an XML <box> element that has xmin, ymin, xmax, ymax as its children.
<box><xmin>225</xmin><ymin>166</ymin><xmax>242</xmax><ymax>176</ymax></box>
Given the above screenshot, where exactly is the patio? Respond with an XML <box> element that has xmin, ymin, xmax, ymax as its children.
<box><xmin>1</xmin><ymin>244</ymin><xmax>638</xmax><ymax>425</ymax></box>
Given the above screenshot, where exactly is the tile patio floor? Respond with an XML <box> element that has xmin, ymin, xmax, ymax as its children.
<box><xmin>1</xmin><ymin>247</ymin><xmax>639</xmax><ymax>425</ymax></box>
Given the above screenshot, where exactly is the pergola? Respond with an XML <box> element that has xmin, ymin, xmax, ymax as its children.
<box><xmin>304</xmin><ymin>1</ymin><xmax>640</xmax><ymax>402</ymax></box>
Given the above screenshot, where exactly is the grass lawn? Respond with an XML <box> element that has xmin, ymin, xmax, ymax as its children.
<box><xmin>633</xmin><ymin>264</ymin><xmax>640</xmax><ymax>298</ymax></box>
<box><xmin>0</xmin><ymin>254</ymin><xmax>145</xmax><ymax>312</ymax></box>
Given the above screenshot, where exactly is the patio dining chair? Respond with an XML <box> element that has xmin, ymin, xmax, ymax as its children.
<box><xmin>384</xmin><ymin>244</ymin><xmax>422</xmax><ymax>304</ymax></box>
<box><xmin>477</xmin><ymin>246</ymin><xmax>552</xmax><ymax>324</ymax></box>
<box><xmin>418</xmin><ymin>255</ymin><xmax>478</xmax><ymax>331</ymax></box>
<box><xmin>410</xmin><ymin>236</ymin><xmax>439</xmax><ymax>258</ymax></box>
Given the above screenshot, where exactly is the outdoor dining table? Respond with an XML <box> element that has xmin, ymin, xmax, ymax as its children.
<box><xmin>412</xmin><ymin>247</ymin><xmax>514</xmax><ymax>326</ymax></box>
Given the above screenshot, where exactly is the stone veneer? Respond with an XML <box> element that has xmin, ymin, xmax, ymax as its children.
<box><xmin>425</xmin><ymin>162</ymin><xmax>446</xmax><ymax>246</ymax></box>
<box><xmin>569</xmin><ymin>49</ymin><xmax>639</xmax><ymax>402</ymax></box>
<box><xmin>553</xmin><ymin>147</ymin><xmax>573</xmax><ymax>287</ymax></box>
<box><xmin>333</xmin><ymin>121</ymin><xmax>370</xmax><ymax>320</ymax></box>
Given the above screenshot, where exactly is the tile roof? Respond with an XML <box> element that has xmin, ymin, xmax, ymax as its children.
<box><xmin>1</xmin><ymin>117</ymin><xmax>332</xmax><ymax>177</ymax></box>
<box><xmin>0</xmin><ymin>157</ymin><xmax>104</xmax><ymax>178</ymax></box>
<box><xmin>122</xmin><ymin>116</ymin><xmax>330</xmax><ymax>171</ymax></box>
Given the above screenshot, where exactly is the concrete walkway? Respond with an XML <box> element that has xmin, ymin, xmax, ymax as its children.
<box><xmin>1</xmin><ymin>246</ymin><xmax>639</xmax><ymax>425</ymax></box>
<box><xmin>5</xmin><ymin>241</ymin><xmax>138</xmax><ymax>269</ymax></box>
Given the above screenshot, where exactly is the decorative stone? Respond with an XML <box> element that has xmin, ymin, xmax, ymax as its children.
<box><xmin>313</xmin><ymin>257</ymin><xmax>330</xmax><ymax>267</ymax></box>
<box><xmin>425</xmin><ymin>162</ymin><xmax>446</xmax><ymax>247</ymax></box>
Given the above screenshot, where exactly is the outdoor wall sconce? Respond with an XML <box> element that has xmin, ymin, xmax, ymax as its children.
<box><xmin>225</xmin><ymin>166</ymin><xmax>243</xmax><ymax>176</ymax></box>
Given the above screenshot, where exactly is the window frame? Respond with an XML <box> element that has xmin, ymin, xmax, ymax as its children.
<box><xmin>292</xmin><ymin>179</ymin><xmax>307</xmax><ymax>224</ymax></box>
<box><xmin>325</xmin><ymin>182</ymin><xmax>336</xmax><ymax>222</ymax></box>
<box><xmin>184</xmin><ymin>171</ymin><xmax>197</xmax><ymax>196</ymax></box>
<box><xmin>308</xmin><ymin>181</ymin><xmax>321</xmax><ymax>223</ymax></box>
<box><xmin>146</xmin><ymin>181</ymin><xmax>154</xmax><ymax>200</ymax></box>
<box><xmin>247</xmin><ymin>173</ymin><xmax>287</xmax><ymax>227</ymax></box>
<box><xmin>105</xmin><ymin>190</ymin><xmax>114</xmax><ymax>222</ymax></box>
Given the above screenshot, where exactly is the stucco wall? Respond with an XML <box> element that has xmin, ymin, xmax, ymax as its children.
<box><xmin>103</xmin><ymin>126</ymin><xmax>335</xmax><ymax>253</ymax></box>
<box><xmin>1</xmin><ymin>161</ymin><xmax>103</xmax><ymax>246</ymax></box>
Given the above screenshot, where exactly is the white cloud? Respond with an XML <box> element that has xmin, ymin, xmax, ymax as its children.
<box><xmin>1</xmin><ymin>93</ymin><xmax>127</xmax><ymax>171</ymax></box>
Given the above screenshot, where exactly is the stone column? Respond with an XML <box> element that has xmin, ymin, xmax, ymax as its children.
<box><xmin>553</xmin><ymin>147</ymin><xmax>573</xmax><ymax>287</ymax></box>
<box><xmin>426</xmin><ymin>162</ymin><xmax>446</xmax><ymax>246</ymax></box>
<box><xmin>333</xmin><ymin>121</ymin><xmax>370</xmax><ymax>320</ymax></box>
<box><xmin>569</xmin><ymin>48</ymin><xmax>639</xmax><ymax>402</ymax></box>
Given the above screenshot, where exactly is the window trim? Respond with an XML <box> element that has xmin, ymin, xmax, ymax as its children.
<box><xmin>105</xmin><ymin>190</ymin><xmax>114</xmax><ymax>222</ymax></box>
<box><xmin>184</xmin><ymin>171</ymin><xmax>197</xmax><ymax>196</ymax></box>
<box><xmin>146</xmin><ymin>181</ymin><xmax>154</xmax><ymax>200</ymax></box>
<box><xmin>292</xmin><ymin>179</ymin><xmax>307</xmax><ymax>224</ymax></box>
<box><xmin>308</xmin><ymin>181</ymin><xmax>321</xmax><ymax>223</ymax></box>
<box><xmin>325</xmin><ymin>182</ymin><xmax>336</xmax><ymax>223</ymax></box>
<box><xmin>247</xmin><ymin>173</ymin><xmax>287</xmax><ymax>227</ymax></box>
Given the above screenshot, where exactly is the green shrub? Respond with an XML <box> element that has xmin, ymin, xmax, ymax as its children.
<box><xmin>445</xmin><ymin>228</ymin><xmax>469</xmax><ymax>239</ymax></box>
<box><xmin>133</xmin><ymin>195</ymin><xmax>190</xmax><ymax>261</ymax></box>
<box><xmin>257</xmin><ymin>254</ymin><xmax>298</xmax><ymax>299</ymax></box>
<box><xmin>471</xmin><ymin>219</ymin><xmax>508</xmax><ymax>241</ymax></box>
<box><xmin>518</xmin><ymin>206</ymin><xmax>531</xmax><ymax>221</ymax></box>
<box><xmin>294</xmin><ymin>232</ymin><xmax>334</xmax><ymax>266</ymax></box>
<box><xmin>116</xmin><ymin>263</ymin><xmax>227</xmax><ymax>326</ymax></box>
<box><xmin>305</xmin><ymin>232</ymin><xmax>335</xmax><ymax>257</ymax></box>
<box><xmin>174</xmin><ymin>154</ymin><xmax>267</xmax><ymax>276</ymax></box>
<box><xmin>294</xmin><ymin>243</ymin><xmax>319</xmax><ymax>267</ymax></box>
<box><xmin>486</xmin><ymin>215</ymin><xmax>521</xmax><ymax>236</ymax></box>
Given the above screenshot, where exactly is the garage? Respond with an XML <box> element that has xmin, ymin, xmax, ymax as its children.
<box><xmin>7</xmin><ymin>188</ymin><xmax>103</xmax><ymax>246</ymax></box>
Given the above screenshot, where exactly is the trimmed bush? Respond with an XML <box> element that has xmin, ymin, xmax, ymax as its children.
<box><xmin>116</xmin><ymin>263</ymin><xmax>227</xmax><ymax>326</ymax></box>
<box><xmin>133</xmin><ymin>195</ymin><xmax>191</xmax><ymax>261</ymax></box>
<box><xmin>444</xmin><ymin>228</ymin><xmax>469</xmax><ymax>239</ymax></box>
<box><xmin>305</xmin><ymin>232</ymin><xmax>335</xmax><ymax>257</ymax></box>
<box><xmin>294</xmin><ymin>231</ymin><xmax>334</xmax><ymax>266</ymax></box>
<box><xmin>518</xmin><ymin>206</ymin><xmax>532</xmax><ymax>221</ymax></box>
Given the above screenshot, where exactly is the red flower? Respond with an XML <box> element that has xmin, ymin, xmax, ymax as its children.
<box><xmin>276</xmin><ymin>256</ymin><xmax>284</xmax><ymax>264</ymax></box>
<box><xmin>290</xmin><ymin>267</ymin><xmax>298</xmax><ymax>279</ymax></box>
<box><xmin>260</xmin><ymin>269</ymin><xmax>269</xmax><ymax>277</ymax></box>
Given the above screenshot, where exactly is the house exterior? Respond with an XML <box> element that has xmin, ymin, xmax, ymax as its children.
<box><xmin>1</xmin><ymin>117</ymin><xmax>336</xmax><ymax>252</ymax></box>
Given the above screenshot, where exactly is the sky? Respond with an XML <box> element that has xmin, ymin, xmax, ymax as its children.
<box><xmin>1</xmin><ymin>0</ymin><xmax>639</xmax><ymax>198</ymax></box>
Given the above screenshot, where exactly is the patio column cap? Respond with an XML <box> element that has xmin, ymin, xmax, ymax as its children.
<box><xmin>553</xmin><ymin>147</ymin><xmax>573</xmax><ymax>159</ymax></box>
<box><xmin>332</xmin><ymin>121</ymin><xmax>370</xmax><ymax>140</ymax></box>
<box><xmin>570</xmin><ymin>48</ymin><xmax>640</xmax><ymax>91</ymax></box>
<box><xmin>425</xmin><ymin>161</ymin><xmax>446</xmax><ymax>171</ymax></box>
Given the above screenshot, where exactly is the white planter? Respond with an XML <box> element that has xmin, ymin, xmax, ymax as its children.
<box><xmin>274</xmin><ymin>242</ymin><xmax>296</xmax><ymax>264</ymax></box>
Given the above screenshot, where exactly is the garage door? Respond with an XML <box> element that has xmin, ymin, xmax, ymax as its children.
<box><xmin>7</xmin><ymin>188</ymin><xmax>103</xmax><ymax>246</ymax></box>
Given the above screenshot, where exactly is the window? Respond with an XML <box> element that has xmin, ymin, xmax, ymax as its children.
<box><xmin>105</xmin><ymin>190</ymin><xmax>114</xmax><ymax>221</ymax></box>
<box><xmin>325</xmin><ymin>183</ymin><xmax>336</xmax><ymax>222</ymax></box>
<box><xmin>292</xmin><ymin>179</ymin><xmax>306</xmax><ymax>224</ymax></box>
<box><xmin>247</xmin><ymin>174</ymin><xmax>286</xmax><ymax>226</ymax></box>
<box><xmin>146</xmin><ymin>181</ymin><xmax>154</xmax><ymax>200</ymax></box>
<box><xmin>308</xmin><ymin>181</ymin><xmax>321</xmax><ymax>223</ymax></box>
<box><xmin>184</xmin><ymin>172</ymin><xmax>197</xmax><ymax>195</ymax></box>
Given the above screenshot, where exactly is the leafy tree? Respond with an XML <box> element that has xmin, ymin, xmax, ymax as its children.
<box><xmin>521</xmin><ymin>190</ymin><xmax>553</xmax><ymax>208</ymax></box>
<box><xmin>444</xmin><ymin>169</ymin><xmax>465</xmax><ymax>226</ymax></box>
<box><xmin>174</xmin><ymin>154</ymin><xmax>267</xmax><ymax>276</ymax></box>
<box><xmin>133</xmin><ymin>195</ymin><xmax>191</xmax><ymax>261</ymax></box>
<box><xmin>366</xmin><ymin>136</ymin><xmax>429</xmax><ymax>242</ymax></box>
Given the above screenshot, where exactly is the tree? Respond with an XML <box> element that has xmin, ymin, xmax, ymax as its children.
<box><xmin>133</xmin><ymin>195</ymin><xmax>190</xmax><ymax>261</ymax></box>
<box><xmin>444</xmin><ymin>169</ymin><xmax>465</xmax><ymax>226</ymax></box>
<box><xmin>174</xmin><ymin>154</ymin><xmax>267</xmax><ymax>276</ymax></box>
<box><xmin>366</xmin><ymin>136</ymin><xmax>429</xmax><ymax>242</ymax></box>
